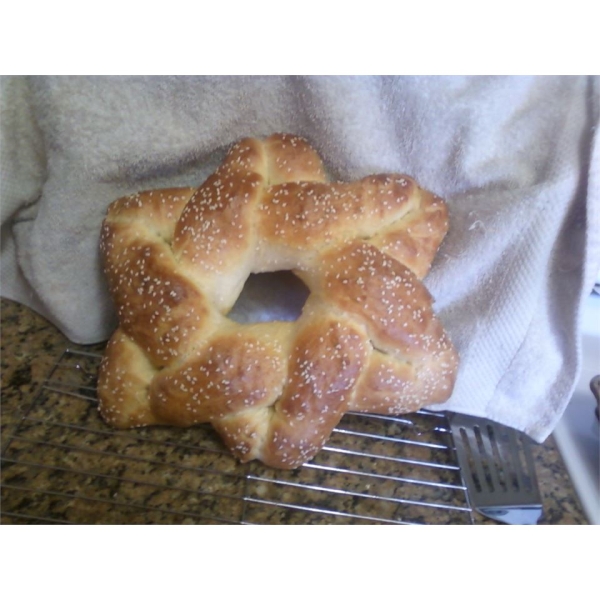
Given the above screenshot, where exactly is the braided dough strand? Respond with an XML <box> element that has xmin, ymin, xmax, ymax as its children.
<box><xmin>98</xmin><ymin>133</ymin><xmax>458</xmax><ymax>469</ymax></box>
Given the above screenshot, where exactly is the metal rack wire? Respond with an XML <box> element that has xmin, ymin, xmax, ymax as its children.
<box><xmin>1</xmin><ymin>348</ymin><xmax>474</xmax><ymax>524</ymax></box>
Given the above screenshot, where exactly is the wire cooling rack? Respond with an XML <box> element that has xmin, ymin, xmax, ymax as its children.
<box><xmin>1</xmin><ymin>348</ymin><xmax>474</xmax><ymax>524</ymax></box>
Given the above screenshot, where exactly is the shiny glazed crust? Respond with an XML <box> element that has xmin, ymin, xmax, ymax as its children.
<box><xmin>97</xmin><ymin>134</ymin><xmax>458</xmax><ymax>469</ymax></box>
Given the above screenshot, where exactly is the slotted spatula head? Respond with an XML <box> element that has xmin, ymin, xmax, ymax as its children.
<box><xmin>449</xmin><ymin>413</ymin><xmax>543</xmax><ymax>525</ymax></box>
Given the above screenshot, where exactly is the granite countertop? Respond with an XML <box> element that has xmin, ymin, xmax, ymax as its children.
<box><xmin>1</xmin><ymin>297</ymin><xmax>588</xmax><ymax>524</ymax></box>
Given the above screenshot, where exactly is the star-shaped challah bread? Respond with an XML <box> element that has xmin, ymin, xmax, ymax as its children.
<box><xmin>98</xmin><ymin>134</ymin><xmax>458</xmax><ymax>469</ymax></box>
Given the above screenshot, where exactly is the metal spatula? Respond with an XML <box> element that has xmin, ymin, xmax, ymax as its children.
<box><xmin>449</xmin><ymin>413</ymin><xmax>543</xmax><ymax>524</ymax></box>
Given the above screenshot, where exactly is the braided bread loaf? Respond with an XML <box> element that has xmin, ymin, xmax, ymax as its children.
<box><xmin>98</xmin><ymin>134</ymin><xmax>458</xmax><ymax>469</ymax></box>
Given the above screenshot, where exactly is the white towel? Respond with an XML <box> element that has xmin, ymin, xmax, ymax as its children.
<box><xmin>1</xmin><ymin>75</ymin><xmax>599</xmax><ymax>442</ymax></box>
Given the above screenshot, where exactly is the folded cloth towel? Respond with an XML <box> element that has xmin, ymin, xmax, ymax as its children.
<box><xmin>1</xmin><ymin>75</ymin><xmax>598</xmax><ymax>442</ymax></box>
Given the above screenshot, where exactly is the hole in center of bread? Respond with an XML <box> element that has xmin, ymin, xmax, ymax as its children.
<box><xmin>227</xmin><ymin>271</ymin><xmax>310</xmax><ymax>324</ymax></box>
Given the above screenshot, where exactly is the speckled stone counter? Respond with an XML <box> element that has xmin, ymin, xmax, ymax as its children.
<box><xmin>1</xmin><ymin>297</ymin><xmax>588</xmax><ymax>524</ymax></box>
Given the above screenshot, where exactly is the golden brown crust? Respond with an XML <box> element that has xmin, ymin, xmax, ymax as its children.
<box><xmin>97</xmin><ymin>329</ymin><xmax>159</xmax><ymax>428</ymax></box>
<box><xmin>97</xmin><ymin>133</ymin><xmax>458</xmax><ymax>469</ymax></box>
<box><xmin>149</xmin><ymin>322</ymin><xmax>291</xmax><ymax>426</ymax></box>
